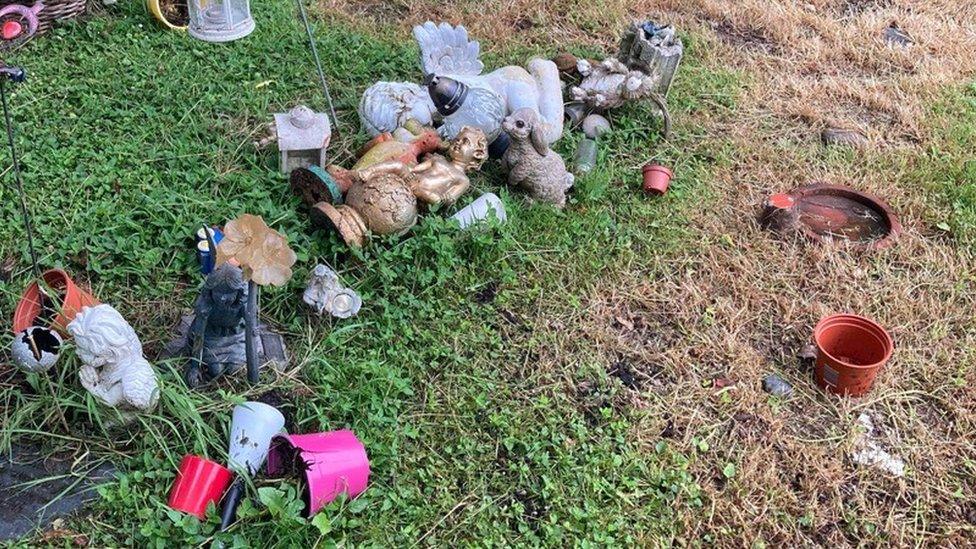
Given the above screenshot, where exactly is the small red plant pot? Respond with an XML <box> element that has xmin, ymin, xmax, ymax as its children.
<box><xmin>167</xmin><ymin>455</ymin><xmax>234</xmax><ymax>519</ymax></box>
<box><xmin>813</xmin><ymin>314</ymin><xmax>894</xmax><ymax>397</ymax></box>
<box><xmin>642</xmin><ymin>163</ymin><xmax>673</xmax><ymax>195</ymax></box>
<box><xmin>12</xmin><ymin>269</ymin><xmax>100</xmax><ymax>336</ymax></box>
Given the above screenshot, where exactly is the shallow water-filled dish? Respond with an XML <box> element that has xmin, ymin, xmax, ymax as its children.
<box><xmin>760</xmin><ymin>183</ymin><xmax>901</xmax><ymax>250</ymax></box>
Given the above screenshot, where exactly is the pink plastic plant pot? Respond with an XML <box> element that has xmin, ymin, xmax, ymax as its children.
<box><xmin>265</xmin><ymin>430</ymin><xmax>370</xmax><ymax>517</ymax></box>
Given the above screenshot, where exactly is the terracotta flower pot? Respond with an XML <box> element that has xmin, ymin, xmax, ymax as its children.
<box><xmin>168</xmin><ymin>455</ymin><xmax>234</xmax><ymax>519</ymax></box>
<box><xmin>12</xmin><ymin>269</ymin><xmax>100</xmax><ymax>336</ymax></box>
<box><xmin>642</xmin><ymin>163</ymin><xmax>673</xmax><ymax>195</ymax></box>
<box><xmin>813</xmin><ymin>314</ymin><xmax>893</xmax><ymax>397</ymax></box>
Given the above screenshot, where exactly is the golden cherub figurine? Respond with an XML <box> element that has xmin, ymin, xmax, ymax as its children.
<box><xmin>311</xmin><ymin>127</ymin><xmax>488</xmax><ymax>248</ymax></box>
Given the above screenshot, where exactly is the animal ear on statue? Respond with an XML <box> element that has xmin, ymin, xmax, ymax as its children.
<box><xmin>530</xmin><ymin>126</ymin><xmax>548</xmax><ymax>157</ymax></box>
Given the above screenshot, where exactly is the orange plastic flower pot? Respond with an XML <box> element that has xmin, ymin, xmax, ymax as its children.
<box><xmin>12</xmin><ymin>269</ymin><xmax>100</xmax><ymax>335</ymax></box>
<box><xmin>813</xmin><ymin>314</ymin><xmax>893</xmax><ymax>397</ymax></box>
<box><xmin>642</xmin><ymin>163</ymin><xmax>673</xmax><ymax>195</ymax></box>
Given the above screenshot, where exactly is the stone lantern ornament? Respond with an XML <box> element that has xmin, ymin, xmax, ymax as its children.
<box><xmin>275</xmin><ymin>104</ymin><xmax>332</xmax><ymax>174</ymax></box>
<box><xmin>187</xmin><ymin>0</ymin><xmax>255</xmax><ymax>43</ymax></box>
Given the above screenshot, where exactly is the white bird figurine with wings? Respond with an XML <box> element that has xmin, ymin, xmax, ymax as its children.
<box><xmin>359</xmin><ymin>22</ymin><xmax>564</xmax><ymax>148</ymax></box>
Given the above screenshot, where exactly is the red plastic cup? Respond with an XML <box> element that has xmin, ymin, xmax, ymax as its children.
<box><xmin>813</xmin><ymin>314</ymin><xmax>894</xmax><ymax>397</ymax></box>
<box><xmin>642</xmin><ymin>163</ymin><xmax>673</xmax><ymax>195</ymax></box>
<box><xmin>168</xmin><ymin>455</ymin><xmax>234</xmax><ymax>519</ymax></box>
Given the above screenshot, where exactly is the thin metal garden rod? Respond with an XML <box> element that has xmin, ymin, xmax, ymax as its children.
<box><xmin>295</xmin><ymin>0</ymin><xmax>339</xmax><ymax>130</ymax></box>
<box><xmin>0</xmin><ymin>73</ymin><xmax>41</xmax><ymax>280</ymax></box>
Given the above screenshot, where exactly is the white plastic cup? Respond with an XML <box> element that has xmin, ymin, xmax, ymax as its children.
<box><xmin>227</xmin><ymin>402</ymin><xmax>286</xmax><ymax>475</ymax></box>
<box><xmin>450</xmin><ymin>193</ymin><xmax>507</xmax><ymax>229</ymax></box>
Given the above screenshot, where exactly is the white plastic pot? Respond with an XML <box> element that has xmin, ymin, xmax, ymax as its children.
<box><xmin>227</xmin><ymin>401</ymin><xmax>285</xmax><ymax>475</ymax></box>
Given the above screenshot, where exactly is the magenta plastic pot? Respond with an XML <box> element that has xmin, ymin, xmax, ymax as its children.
<box><xmin>266</xmin><ymin>430</ymin><xmax>369</xmax><ymax>516</ymax></box>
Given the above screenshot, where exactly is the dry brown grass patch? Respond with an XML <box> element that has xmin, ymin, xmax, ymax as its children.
<box><xmin>652</xmin><ymin>0</ymin><xmax>976</xmax><ymax>145</ymax></box>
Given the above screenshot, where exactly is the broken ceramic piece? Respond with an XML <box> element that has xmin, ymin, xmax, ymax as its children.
<box><xmin>851</xmin><ymin>413</ymin><xmax>905</xmax><ymax>477</ymax></box>
<box><xmin>760</xmin><ymin>184</ymin><xmax>901</xmax><ymax>250</ymax></box>
<box><xmin>500</xmin><ymin>108</ymin><xmax>574</xmax><ymax>208</ymax></box>
<box><xmin>303</xmin><ymin>264</ymin><xmax>362</xmax><ymax>319</ymax></box>
<box><xmin>275</xmin><ymin>105</ymin><xmax>332</xmax><ymax>174</ymax></box>
<box><xmin>883</xmin><ymin>23</ymin><xmax>912</xmax><ymax>47</ymax></box>
<box><xmin>762</xmin><ymin>374</ymin><xmax>793</xmax><ymax>397</ymax></box>
<box><xmin>67</xmin><ymin>304</ymin><xmax>160</xmax><ymax>413</ymax></box>
<box><xmin>821</xmin><ymin>127</ymin><xmax>868</xmax><ymax>148</ymax></box>
<box><xmin>11</xmin><ymin>326</ymin><xmax>62</xmax><ymax>373</ymax></box>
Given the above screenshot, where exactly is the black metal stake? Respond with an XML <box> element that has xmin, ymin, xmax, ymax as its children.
<box><xmin>244</xmin><ymin>280</ymin><xmax>258</xmax><ymax>384</ymax></box>
<box><xmin>0</xmin><ymin>66</ymin><xmax>41</xmax><ymax>280</ymax></box>
<box><xmin>295</xmin><ymin>0</ymin><xmax>339</xmax><ymax>130</ymax></box>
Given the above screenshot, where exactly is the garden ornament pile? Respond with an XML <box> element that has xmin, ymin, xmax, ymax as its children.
<box><xmin>311</xmin><ymin>126</ymin><xmax>488</xmax><ymax>248</ymax></box>
<box><xmin>67</xmin><ymin>304</ymin><xmax>160</xmax><ymax>414</ymax></box>
<box><xmin>359</xmin><ymin>22</ymin><xmax>564</xmax><ymax>149</ymax></box>
<box><xmin>326</xmin><ymin>121</ymin><xmax>442</xmax><ymax>192</ymax></box>
<box><xmin>303</xmin><ymin>264</ymin><xmax>361</xmax><ymax>319</ymax></box>
<box><xmin>501</xmin><ymin>108</ymin><xmax>574</xmax><ymax>208</ymax></box>
<box><xmin>164</xmin><ymin>215</ymin><xmax>295</xmax><ymax>388</ymax></box>
<box><xmin>559</xmin><ymin>21</ymin><xmax>680</xmax><ymax>140</ymax></box>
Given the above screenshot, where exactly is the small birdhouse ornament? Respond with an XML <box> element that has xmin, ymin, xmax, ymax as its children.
<box><xmin>274</xmin><ymin>105</ymin><xmax>332</xmax><ymax>174</ymax></box>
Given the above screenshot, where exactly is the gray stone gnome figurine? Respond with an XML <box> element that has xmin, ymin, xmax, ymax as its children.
<box><xmin>163</xmin><ymin>232</ymin><xmax>287</xmax><ymax>388</ymax></box>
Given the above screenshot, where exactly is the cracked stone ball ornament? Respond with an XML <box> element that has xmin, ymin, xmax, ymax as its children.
<box><xmin>11</xmin><ymin>326</ymin><xmax>62</xmax><ymax>373</ymax></box>
<box><xmin>303</xmin><ymin>264</ymin><xmax>362</xmax><ymax>319</ymax></box>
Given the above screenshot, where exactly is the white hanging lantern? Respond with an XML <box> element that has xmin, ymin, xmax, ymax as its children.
<box><xmin>188</xmin><ymin>0</ymin><xmax>255</xmax><ymax>43</ymax></box>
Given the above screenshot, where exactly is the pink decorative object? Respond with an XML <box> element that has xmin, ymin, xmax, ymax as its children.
<box><xmin>266</xmin><ymin>430</ymin><xmax>370</xmax><ymax>516</ymax></box>
<box><xmin>0</xmin><ymin>2</ymin><xmax>43</xmax><ymax>42</ymax></box>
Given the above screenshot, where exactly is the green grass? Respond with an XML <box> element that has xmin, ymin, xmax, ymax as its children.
<box><xmin>2</xmin><ymin>1</ymin><xmax>973</xmax><ymax>547</ymax></box>
<box><xmin>0</xmin><ymin>3</ymin><xmax>733</xmax><ymax>546</ymax></box>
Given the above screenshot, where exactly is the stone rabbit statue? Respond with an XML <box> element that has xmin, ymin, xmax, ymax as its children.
<box><xmin>500</xmin><ymin>108</ymin><xmax>574</xmax><ymax>208</ymax></box>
